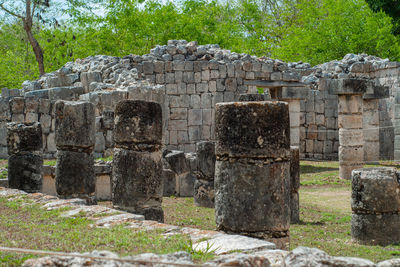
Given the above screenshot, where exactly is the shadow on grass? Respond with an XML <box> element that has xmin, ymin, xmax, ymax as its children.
<box><xmin>293</xmin><ymin>220</ymin><xmax>325</xmax><ymax>226</ymax></box>
<box><xmin>300</xmin><ymin>164</ymin><xmax>338</xmax><ymax>174</ymax></box>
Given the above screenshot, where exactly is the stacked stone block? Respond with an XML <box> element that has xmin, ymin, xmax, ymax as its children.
<box><xmin>363</xmin><ymin>99</ymin><xmax>380</xmax><ymax>163</ymax></box>
<box><xmin>290</xmin><ymin>146</ymin><xmax>300</xmax><ymax>223</ymax></box>
<box><xmin>112</xmin><ymin>100</ymin><xmax>164</xmax><ymax>222</ymax></box>
<box><xmin>214</xmin><ymin>101</ymin><xmax>291</xmax><ymax>249</ymax></box>
<box><xmin>55</xmin><ymin>101</ymin><xmax>96</xmax><ymax>202</ymax></box>
<box><xmin>7</xmin><ymin>122</ymin><xmax>43</xmax><ymax>193</ymax></box>
<box><xmin>351</xmin><ymin>167</ymin><xmax>400</xmax><ymax>245</ymax></box>
<box><xmin>300</xmin><ymin>79</ymin><xmax>339</xmax><ymax>160</ymax></box>
<box><xmin>193</xmin><ymin>141</ymin><xmax>216</xmax><ymax>208</ymax></box>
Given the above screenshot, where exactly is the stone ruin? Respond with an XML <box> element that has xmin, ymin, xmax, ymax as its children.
<box><xmin>3</xmin><ymin>40</ymin><xmax>400</xmax><ymax>263</ymax></box>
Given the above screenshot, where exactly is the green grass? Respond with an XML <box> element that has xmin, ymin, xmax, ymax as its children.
<box><xmin>0</xmin><ymin>197</ymin><xmax>214</xmax><ymax>266</ymax></box>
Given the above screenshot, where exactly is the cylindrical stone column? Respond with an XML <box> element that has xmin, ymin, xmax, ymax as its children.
<box><xmin>215</xmin><ymin>101</ymin><xmax>291</xmax><ymax>249</ymax></box>
<box><xmin>290</xmin><ymin>146</ymin><xmax>300</xmax><ymax>224</ymax></box>
<box><xmin>7</xmin><ymin>122</ymin><xmax>43</xmax><ymax>193</ymax></box>
<box><xmin>193</xmin><ymin>141</ymin><xmax>215</xmax><ymax>208</ymax></box>
<box><xmin>351</xmin><ymin>168</ymin><xmax>400</xmax><ymax>245</ymax></box>
<box><xmin>55</xmin><ymin>101</ymin><xmax>96</xmax><ymax>202</ymax></box>
<box><xmin>112</xmin><ymin>100</ymin><xmax>164</xmax><ymax>222</ymax></box>
<box><xmin>363</xmin><ymin>99</ymin><xmax>379</xmax><ymax>164</ymax></box>
<box><xmin>338</xmin><ymin>95</ymin><xmax>364</xmax><ymax>179</ymax></box>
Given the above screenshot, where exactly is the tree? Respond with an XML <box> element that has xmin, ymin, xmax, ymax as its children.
<box><xmin>0</xmin><ymin>0</ymin><xmax>50</xmax><ymax>76</ymax></box>
<box><xmin>365</xmin><ymin>0</ymin><xmax>400</xmax><ymax>34</ymax></box>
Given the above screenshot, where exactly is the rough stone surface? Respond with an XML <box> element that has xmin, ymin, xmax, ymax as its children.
<box><xmin>113</xmin><ymin>100</ymin><xmax>162</xmax><ymax>148</ymax></box>
<box><xmin>193</xmin><ymin>179</ymin><xmax>214</xmax><ymax>208</ymax></box>
<box><xmin>215</xmin><ymin>160</ymin><xmax>290</xmax><ymax>236</ymax></box>
<box><xmin>8</xmin><ymin>153</ymin><xmax>43</xmax><ymax>193</ymax></box>
<box><xmin>112</xmin><ymin>148</ymin><xmax>163</xmax><ymax>222</ymax></box>
<box><xmin>55</xmin><ymin>101</ymin><xmax>95</xmax><ymax>151</ymax></box>
<box><xmin>56</xmin><ymin>150</ymin><xmax>95</xmax><ymax>199</ymax></box>
<box><xmin>7</xmin><ymin>122</ymin><xmax>42</xmax><ymax>154</ymax></box>
<box><xmin>352</xmin><ymin>167</ymin><xmax>400</xmax><ymax>213</ymax></box>
<box><xmin>290</xmin><ymin>146</ymin><xmax>300</xmax><ymax>223</ymax></box>
<box><xmin>215</xmin><ymin>101</ymin><xmax>290</xmax><ymax>159</ymax></box>
<box><xmin>351</xmin><ymin>213</ymin><xmax>400</xmax><ymax>246</ymax></box>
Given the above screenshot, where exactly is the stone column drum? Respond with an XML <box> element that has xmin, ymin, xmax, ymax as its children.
<box><xmin>55</xmin><ymin>101</ymin><xmax>96</xmax><ymax>202</ymax></box>
<box><xmin>351</xmin><ymin>168</ymin><xmax>400</xmax><ymax>245</ymax></box>
<box><xmin>7</xmin><ymin>122</ymin><xmax>43</xmax><ymax>193</ymax></box>
<box><xmin>193</xmin><ymin>141</ymin><xmax>216</xmax><ymax>208</ymax></box>
<box><xmin>112</xmin><ymin>100</ymin><xmax>164</xmax><ymax>222</ymax></box>
<box><xmin>290</xmin><ymin>146</ymin><xmax>300</xmax><ymax>224</ymax></box>
<box><xmin>363</xmin><ymin>99</ymin><xmax>379</xmax><ymax>164</ymax></box>
<box><xmin>214</xmin><ymin>101</ymin><xmax>291</xmax><ymax>249</ymax></box>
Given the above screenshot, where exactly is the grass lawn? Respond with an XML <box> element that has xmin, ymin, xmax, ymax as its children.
<box><xmin>1</xmin><ymin>160</ymin><xmax>400</xmax><ymax>265</ymax></box>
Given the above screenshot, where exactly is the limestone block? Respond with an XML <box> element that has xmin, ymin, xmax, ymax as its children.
<box><xmin>95</xmin><ymin>132</ymin><xmax>106</xmax><ymax>153</ymax></box>
<box><xmin>201</xmin><ymin>93</ymin><xmax>213</xmax><ymax>109</ymax></box>
<box><xmin>154</xmin><ymin>61</ymin><xmax>165</xmax><ymax>73</ymax></box>
<box><xmin>113</xmin><ymin>100</ymin><xmax>162</xmax><ymax>147</ymax></box>
<box><xmin>338</xmin><ymin>95</ymin><xmax>363</xmax><ymax>114</ymax></box>
<box><xmin>271</xmin><ymin>72</ymin><xmax>282</xmax><ymax>80</ymax></box>
<box><xmin>364</xmin><ymin>128</ymin><xmax>379</xmax><ymax>142</ymax></box>
<box><xmin>7</xmin><ymin>122</ymin><xmax>42</xmax><ymax>154</ymax></box>
<box><xmin>339</xmin><ymin>146</ymin><xmax>363</xmax><ymax>162</ymax></box>
<box><xmin>177</xmin><ymin>131</ymin><xmax>188</xmax><ymax>143</ymax></box>
<box><xmin>202</xmin><ymin>70</ymin><xmax>210</xmax><ymax>81</ymax></box>
<box><xmin>143</xmin><ymin>61</ymin><xmax>154</xmax><ymax>74</ymax></box>
<box><xmin>215</xmin><ymin>160</ymin><xmax>290</xmax><ymax>233</ymax></box>
<box><xmin>10</xmin><ymin>97</ymin><xmax>24</xmax><ymax>114</ymax></box>
<box><xmin>173</xmin><ymin>61</ymin><xmax>185</xmax><ymax>71</ymax></box>
<box><xmin>339</xmin><ymin>129</ymin><xmax>363</xmax><ymax>146</ymax></box>
<box><xmin>194</xmin><ymin>179</ymin><xmax>214</xmax><ymax>208</ymax></box>
<box><xmin>352</xmin><ymin>213</ymin><xmax>400</xmax><ymax>246</ymax></box>
<box><xmin>168</xmin><ymin>120</ymin><xmax>187</xmax><ymax>131</ymax></box>
<box><xmin>225</xmin><ymin>78</ymin><xmax>237</xmax><ymax>92</ymax></box>
<box><xmin>328</xmin><ymin>78</ymin><xmax>371</xmax><ymax>95</ymax></box>
<box><xmin>188</xmin><ymin>126</ymin><xmax>200</xmax><ymax>141</ymax></box>
<box><xmin>202</xmin><ymin>109</ymin><xmax>212</xmax><ymax>126</ymax></box>
<box><xmin>227</xmin><ymin>63</ymin><xmax>235</xmax><ymax>77</ymax></box>
<box><xmin>190</xmin><ymin>95</ymin><xmax>201</xmax><ymax>109</ymax></box>
<box><xmin>55</xmin><ymin>101</ymin><xmax>95</xmax><ymax>150</ymax></box>
<box><xmin>48</xmin><ymin>86</ymin><xmax>84</xmax><ymax>100</ymax></box>
<box><xmin>170</xmin><ymin>108</ymin><xmax>187</xmax><ymax>120</ymax></box>
<box><xmin>201</xmin><ymin>125</ymin><xmax>211</xmax><ymax>139</ymax></box>
<box><xmin>352</xmin><ymin>168</ymin><xmax>400</xmax><ymax>213</ymax></box>
<box><xmin>8</xmin><ymin>153</ymin><xmax>43</xmax><ymax>193</ymax></box>
<box><xmin>169</xmin><ymin>95</ymin><xmax>190</xmax><ymax>108</ymax></box>
<box><xmin>188</xmin><ymin>109</ymin><xmax>202</xmax><ymax>126</ymax></box>
<box><xmin>340</xmin><ymin>163</ymin><xmax>363</xmax><ymax>180</ymax></box>
<box><xmin>315</xmin><ymin>114</ymin><xmax>325</xmax><ymax>126</ymax></box>
<box><xmin>187</xmin><ymin>83</ymin><xmax>195</xmax><ymax>94</ymax></box>
<box><xmin>215</xmin><ymin>102</ymin><xmax>290</xmax><ymax>159</ymax></box>
<box><xmin>165</xmin><ymin>73</ymin><xmax>175</xmax><ymax>84</ymax></box>
<box><xmin>163</xmin><ymin>169</ymin><xmax>176</xmax><ymax>197</ymax></box>
<box><xmin>317</xmin><ymin>126</ymin><xmax>326</xmax><ymax>141</ymax></box>
<box><xmin>47</xmin><ymin>133</ymin><xmax>57</xmax><ymax>152</ymax></box>
<box><xmin>290</xmin><ymin>191</ymin><xmax>300</xmax><ymax>224</ymax></box>
<box><xmin>81</xmin><ymin>72</ymin><xmax>102</xmax><ymax>91</ymax></box>
<box><xmin>40</xmin><ymin>114</ymin><xmax>52</xmax><ymax>134</ymax></box>
<box><xmin>25</xmin><ymin>112</ymin><xmax>38</xmax><ymax>123</ymax></box>
<box><xmin>338</xmin><ymin>115</ymin><xmax>362</xmax><ymax>129</ymax></box>
<box><xmin>102</xmin><ymin>110</ymin><xmax>114</xmax><ymax>130</ymax></box>
<box><xmin>196</xmin><ymin>141</ymin><xmax>216</xmax><ymax>180</ymax></box>
<box><xmin>290</xmin><ymin>127</ymin><xmax>300</xmax><ymax>146</ymax></box>
<box><xmin>56</xmin><ymin>150</ymin><xmax>95</xmax><ymax>198</ymax></box>
<box><xmin>25</xmin><ymin>97</ymin><xmax>39</xmax><ymax>112</ymax></box>
<box><xmin>307</xmin><ymin>124</ymin><xmax>318</xmax><ymax>140</ymax></box>
<box><xmin>305</xmin><ymin>139</ymin><xmax>314</xmax><ymax>153</ymax></box>
<box><xmin>112</xmin><ymin>149</ymin><xmax>163</xmax><ymax>222</ymax></box>
<box><xmin>164</xmin><ymin>150</ymin><xmax>189</xmax><ymax>174</ymax></box>
<box><xmin>364</xmin><ymin>141</ymin><xmax>380</xmax><ymax>163</ymax></box>
<box><xmin>290</xmin><ymin>147</ymin><xmax>300</xmax><ymax>193</ymax></box>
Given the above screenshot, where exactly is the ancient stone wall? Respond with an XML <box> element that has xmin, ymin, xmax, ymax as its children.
<box><xmin>0</xmin><ymin>42</ymin><xmax>399</xmax><ymax>160</ymax></box>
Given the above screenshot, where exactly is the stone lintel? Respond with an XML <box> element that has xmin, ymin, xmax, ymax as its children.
<box><xmin>244</xmin><ymin>80</ymin><xmax>306</xmax><ymax>88</ymax></box>
<box><xmin>363</xmin><ymin>84</ymin><xmax>389</xmax><ymax>100</ymax></box>
<box><xmin>328</xmin><ymin>78</ymin><xmax>373</xmax><ymax>96</ymax></box>
<box><xmin>270</xmin><ymin>86</ymin><xmax>310</xmax><ymax>100</ymax></box>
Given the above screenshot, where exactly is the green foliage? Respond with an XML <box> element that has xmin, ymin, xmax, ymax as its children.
<box><xmin>269</xmin><ymin>0</ymin><xmax>400</xmax><ymax>65</ymax></box>
<box><xmin>1</xmin><ymin>0</ymin><xmax>400</xmax><ymax>88</ymax></box>
<box><xmin>365</xmin><ymin>0</ymin><xmax>400</xmax><ymax>34</ymax></box>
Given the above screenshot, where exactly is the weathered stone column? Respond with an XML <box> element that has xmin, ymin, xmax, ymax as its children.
<box><xmin>351</xmin><ymin>167</ymin><xmax>400</xmax><ymax>245</ymax></box>
<box><xmin>55</xmin><ymin>101</ymin><xmax>96</xmax><ymax>202</ymax></box>
<box><xmin>7</xmin><ymin>122</ymin><xmax>43</xmax><ymax>192</ymax></box>
<box><xmin>363</xmin><ymin>99</ymin><xmax>379</xmax><ymax>163</ymax></box>
<box><xmin>290</xmin><ymin>146</ymin><xmax>300</xmax><ymax>224</ymax></box>
<box><xmin>112</xmin><ymin>100</ymin><xmax>164</xmax><ymax>222</ymax></box>
<box><xmin>193</xmin><ymin>141</ymin><xmax>215</xmax><ymax>208</ymax></box>
<box><xmin>330</xmin><ymin>79</ymin><xmax>369</xmax><ymax>180</ymax></box>
<box><xmin>215</xmin><ymin>101</ymin><xmax>291</xmax><ymax>249</ymax></box>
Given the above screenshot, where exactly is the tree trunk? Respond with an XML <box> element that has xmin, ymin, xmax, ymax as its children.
<box><xmin>24</xmin><ymin>23</ymin><xmax>45</xmax><ymax>77</ymax></box>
